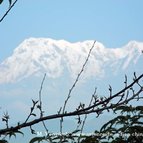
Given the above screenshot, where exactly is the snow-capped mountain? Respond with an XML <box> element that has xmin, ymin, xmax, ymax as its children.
<box><xmin>0</xmin><ymin>38</ymin><xmax>143</xmax><ymax>84</ymax></box>
<box><xmin>0</xmin><ymin>38</ymin><xmax>143</xmax><ymax>130</ymax></box>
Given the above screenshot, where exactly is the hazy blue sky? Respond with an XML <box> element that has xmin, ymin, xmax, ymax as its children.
<box><xmin>0</xmin><ymin>2</ymin><xmax>143</xmax><ymax>142</ymax></box>
<box><xmin>0</xmin><ymin>0</ymin><xmax>143</xmax><ymax>61</ymax></box>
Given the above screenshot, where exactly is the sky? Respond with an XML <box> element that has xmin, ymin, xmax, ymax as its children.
<box><xmin>0</xmin><ymin>1</ymin><xmax>143</xmax><ymax>142</ymax></box>
<box><xmin>0</xmin><ymin>0</ymin><xmax>143</xmax><ymax>61</ymax></box>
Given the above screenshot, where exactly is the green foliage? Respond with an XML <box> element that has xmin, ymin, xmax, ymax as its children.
<box><xmin>80</xmin><ymin>136</ymin><xmax>100</xmax><ymax>143</ymax></box>
<box><xmin>0</xmin><ymin>130</ymin><xmax>24</xmax><ymax>143</ymax></box>
<box><xmin>29</xmin><ymin>137</ymin><xmax>47</xmax><ymax>143</ymax></box>
<box><xmin>80</xmin><ymin>105</ymin><xmax>143</xmax><ymax>143</ymax></box>
<box><xmin>0</xmin><ymin>0</ymin><xmax>3</xmax><ymax>5</ymax></box>
<box><xmin>0</xmin><ymin>140</ymin><xmax>8</xmax><ymax>143</ymax></box>
<box><xmin>9</xmin><ymin>130</ymin><xmax>24</xmax><ymax>138</ymax></box>
<box><xmin>1</xmin><ymin>103</ymin><xmax>142</xmax><ymax>143</ymax></box>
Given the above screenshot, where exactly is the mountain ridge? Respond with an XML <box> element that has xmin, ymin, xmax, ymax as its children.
<box><xmin>0</xmin><ymin>38</ymin><xmax>143</xmax><ymax>83</ymax></box>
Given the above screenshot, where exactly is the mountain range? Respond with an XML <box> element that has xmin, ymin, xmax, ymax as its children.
<box><xmin>0</xmin><ymin>38</ymin><xmax>143</xmax><ymax>136</ymax></box>
<box><xmin>0</xmin><ymin>38</ymin><xmax>143</xmax><ymax>84</ymax></box>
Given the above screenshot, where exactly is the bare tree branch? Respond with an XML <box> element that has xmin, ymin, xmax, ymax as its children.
<box><xmin>0</xmin><ymin>0</ymin><xmax>18</xmax><ymax>23</ymax></box>
<box><xmin>0</xmin><ymin>73</ymin><xmax>142</xmax><ymax>135</ymax></box>
<box><xmin>62</xmin><ymin>40</ymin><xmax>96</xmax><ymax>113</ymax></box>
<box><xmin>59</xmin><ymin>40</ymin><xmax>96</xmax><ymax>140</ymax></box>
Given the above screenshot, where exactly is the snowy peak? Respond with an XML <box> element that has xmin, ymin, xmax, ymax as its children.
<box><xmin>0</xmin><ymin>38</ymin><xmax>143</xmax><ymax>83</ymax></box>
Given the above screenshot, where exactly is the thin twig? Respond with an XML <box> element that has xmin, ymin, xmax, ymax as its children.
<box><xmin>0</xmin><ymin>0</ymin><xmax>18</xmax><ymax>23</ymax></box>
<box><xmin>62</xmin><ymin>40</ymin><xmax>96</xmax><ymax>114</ymax></box>
<box><xmin>39</xmin><ymin>73</ymin><xmax>46</xmax><ymax>117</ymax></box>
<box><xmin>77</xmin><ymin>87</ymin><xmax>97</xmax><ymax>143</ymax></box>
<box><xmin>0</xmin><ymin>68</ymin><xmax>142</xmax><ymax>135</ymax></box>
<box><xmin>77</xmin><ymin>73</ymin><xmax>143</xmax><ymax>114</ymax></box>
<box><xmin>38</xmin><ymin>74</ymin><xmax>49</xmax><ymax>133</ymax></box>
<box><xmin>60</xmin><ymin>40</ymin><xmax>96</xmax><ymax>137</ymax></box>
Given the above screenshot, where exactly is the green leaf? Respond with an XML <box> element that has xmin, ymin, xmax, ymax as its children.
<box><xmin>7</xmin><ymin>130</ymin><xmax>24</xmax><ymax>139</ymax></box>
<box><xmin>61</xmin><ymin>140</ymin><xmax>69</xmax><ymax>143</ymax></box>
<box><xmin>71</xmin><ymin>129</ymin><xmax>80</xmax><ymax>134</ymax></box>
<box><xmin>31</xmin><ymin>113</ymin><xmax>37</xmax><ymax>117</ymax></box>
<box><xmin>136</xmin><ymin>106</ymin><xmax>143</xmax><ymax>111</ymax></box>
<box><xmin>29</xmin><ymin>137</ymin><xmax>46</xmax><ymax>143</ymax></box>
<box><xmin>8</xmin><ymin>131</ymin><xmax>16</xmax><ymax>138</ymax></box>
<box><xmin>0</xmin><ymin>140</ymin><xmax>8</xmax><ymax>143</ymax></box>
<box><xmin>15</xmin><ymin>130</ymin><xmax>24</xmax><ymax>136</ymax></box>
<box><xmin>114</xmin><ymin>105</ymin><xmax>133</xmax><ymax>113</ymax></box>
<box><xmin>100</xmin><ymin>117</ymin><xmax>118</xmax><ymax>132</ymax></box>
<box><xmin>0</xmin><ymin>0</ymin><xmax>3</xmax><ymax>5</ymax></box>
